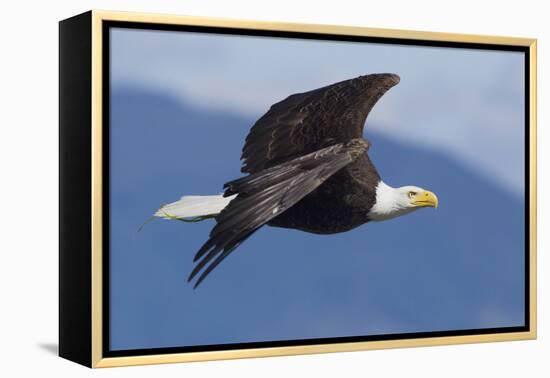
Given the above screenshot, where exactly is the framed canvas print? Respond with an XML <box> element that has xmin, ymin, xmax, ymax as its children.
<box><xmin>59</xmin><ymin>10</ymin><xmax>537</xmax><ymax>368</ymax></box>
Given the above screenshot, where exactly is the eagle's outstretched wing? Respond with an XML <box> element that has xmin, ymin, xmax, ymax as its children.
<box><xmin>240</xmin><ymin>73</ymin><xmax>400</xmax><ymax>174</ymax></box>
<box><xmin>188</xmin><ymin>139</ymin><xmax>369</xmax><ymax>287</ymax></box>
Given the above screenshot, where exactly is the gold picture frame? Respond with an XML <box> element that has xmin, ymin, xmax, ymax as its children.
<box><xmin>59</xmin><ymin>9</ymin><xmax>537</xmax><ymax>368</ymax></box>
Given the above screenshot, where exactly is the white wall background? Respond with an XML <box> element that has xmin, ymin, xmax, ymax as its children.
<box><xmin>0</xmin><ymin>0</ymin><xmax>546</xmax><ymax>376</ymax></box>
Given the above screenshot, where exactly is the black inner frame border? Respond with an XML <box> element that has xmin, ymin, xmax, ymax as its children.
<box><xmin>101</xmin><ymin>20</ymin><xmax>531</xmax><ymax>358</ymax></box>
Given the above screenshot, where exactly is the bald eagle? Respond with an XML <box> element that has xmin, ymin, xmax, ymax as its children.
<box><xmin>154</xmin><ymin>73</ymin><xmax>438</xmax><ymax>287</ymax></box>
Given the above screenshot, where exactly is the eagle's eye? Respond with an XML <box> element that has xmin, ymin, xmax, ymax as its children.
<box><xmin>408</xmin><ymin>191</ymin><xmax>417</xmax><ymax>198</ymax></box>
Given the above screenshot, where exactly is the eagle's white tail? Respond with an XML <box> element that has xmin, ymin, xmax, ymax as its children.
<box><xmin>154</xmin><ymin>194</ymin><xmax>237</xmax><ymax>220</ymax></box>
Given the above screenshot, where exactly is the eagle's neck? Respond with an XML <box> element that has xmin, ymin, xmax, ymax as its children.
<box><xmin>367</xmin><ymin>181</ymin><xmax>417</xmax><ymax>221</ymax></box>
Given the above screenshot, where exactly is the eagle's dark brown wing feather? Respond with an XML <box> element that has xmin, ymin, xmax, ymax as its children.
<box><xmin>188</xmin><ymin>139</ymin><xmax>369</xmax><ymax>287</ymax></box>
<box><xmin>240</xmin><ymin>73</ymin><xmax>400</xmax><ymax>174</ymax></box>
<box><xmin>188</xmin><ymin>74</ymin><xmax>399</xmax><ymax>287</ymax></box>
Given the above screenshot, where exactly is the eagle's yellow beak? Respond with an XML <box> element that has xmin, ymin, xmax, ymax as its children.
<box><xmin>412</xmin><ymin>190</ymin><xmax>438</xmax><ymax>208</ymax></box>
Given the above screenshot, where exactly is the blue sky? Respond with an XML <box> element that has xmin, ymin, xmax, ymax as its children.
<box><xmin>108</xmin><ymin>27</ymin><xmax>526</xmax><ymax>351</ymax></box>
<box><xmin>111</xmin><ymin>28</ymin><xmax>525</xmax><ymax>196</ymax></box>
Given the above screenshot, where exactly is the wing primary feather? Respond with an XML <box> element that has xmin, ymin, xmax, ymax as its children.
<box><xmin>192</xmin><ymin>233</ymin><xmax>254</xmax><ymax>289</ymax></box>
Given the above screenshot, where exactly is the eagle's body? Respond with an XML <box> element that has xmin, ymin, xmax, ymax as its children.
<box><xmin>155</xmin><ymin>73</ymin><xmax>438</xmax><ymax>287</ymax></box>
<box><xmin>268</xmin><ymin>153</ymin><xmax>381</xmax><ymax>234</ymax></box>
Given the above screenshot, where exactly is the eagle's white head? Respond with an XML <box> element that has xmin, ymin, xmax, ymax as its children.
<box><xmin>368</xmin><ymin>181</ymin><xmax>438</xmax><ymax>221</ymax></box>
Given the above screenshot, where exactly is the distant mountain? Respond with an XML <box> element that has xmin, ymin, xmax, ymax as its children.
<box><xmin>108</xmin><ymin>87</ymin><xmax>526</xmax><ymax>351</ymax></box>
